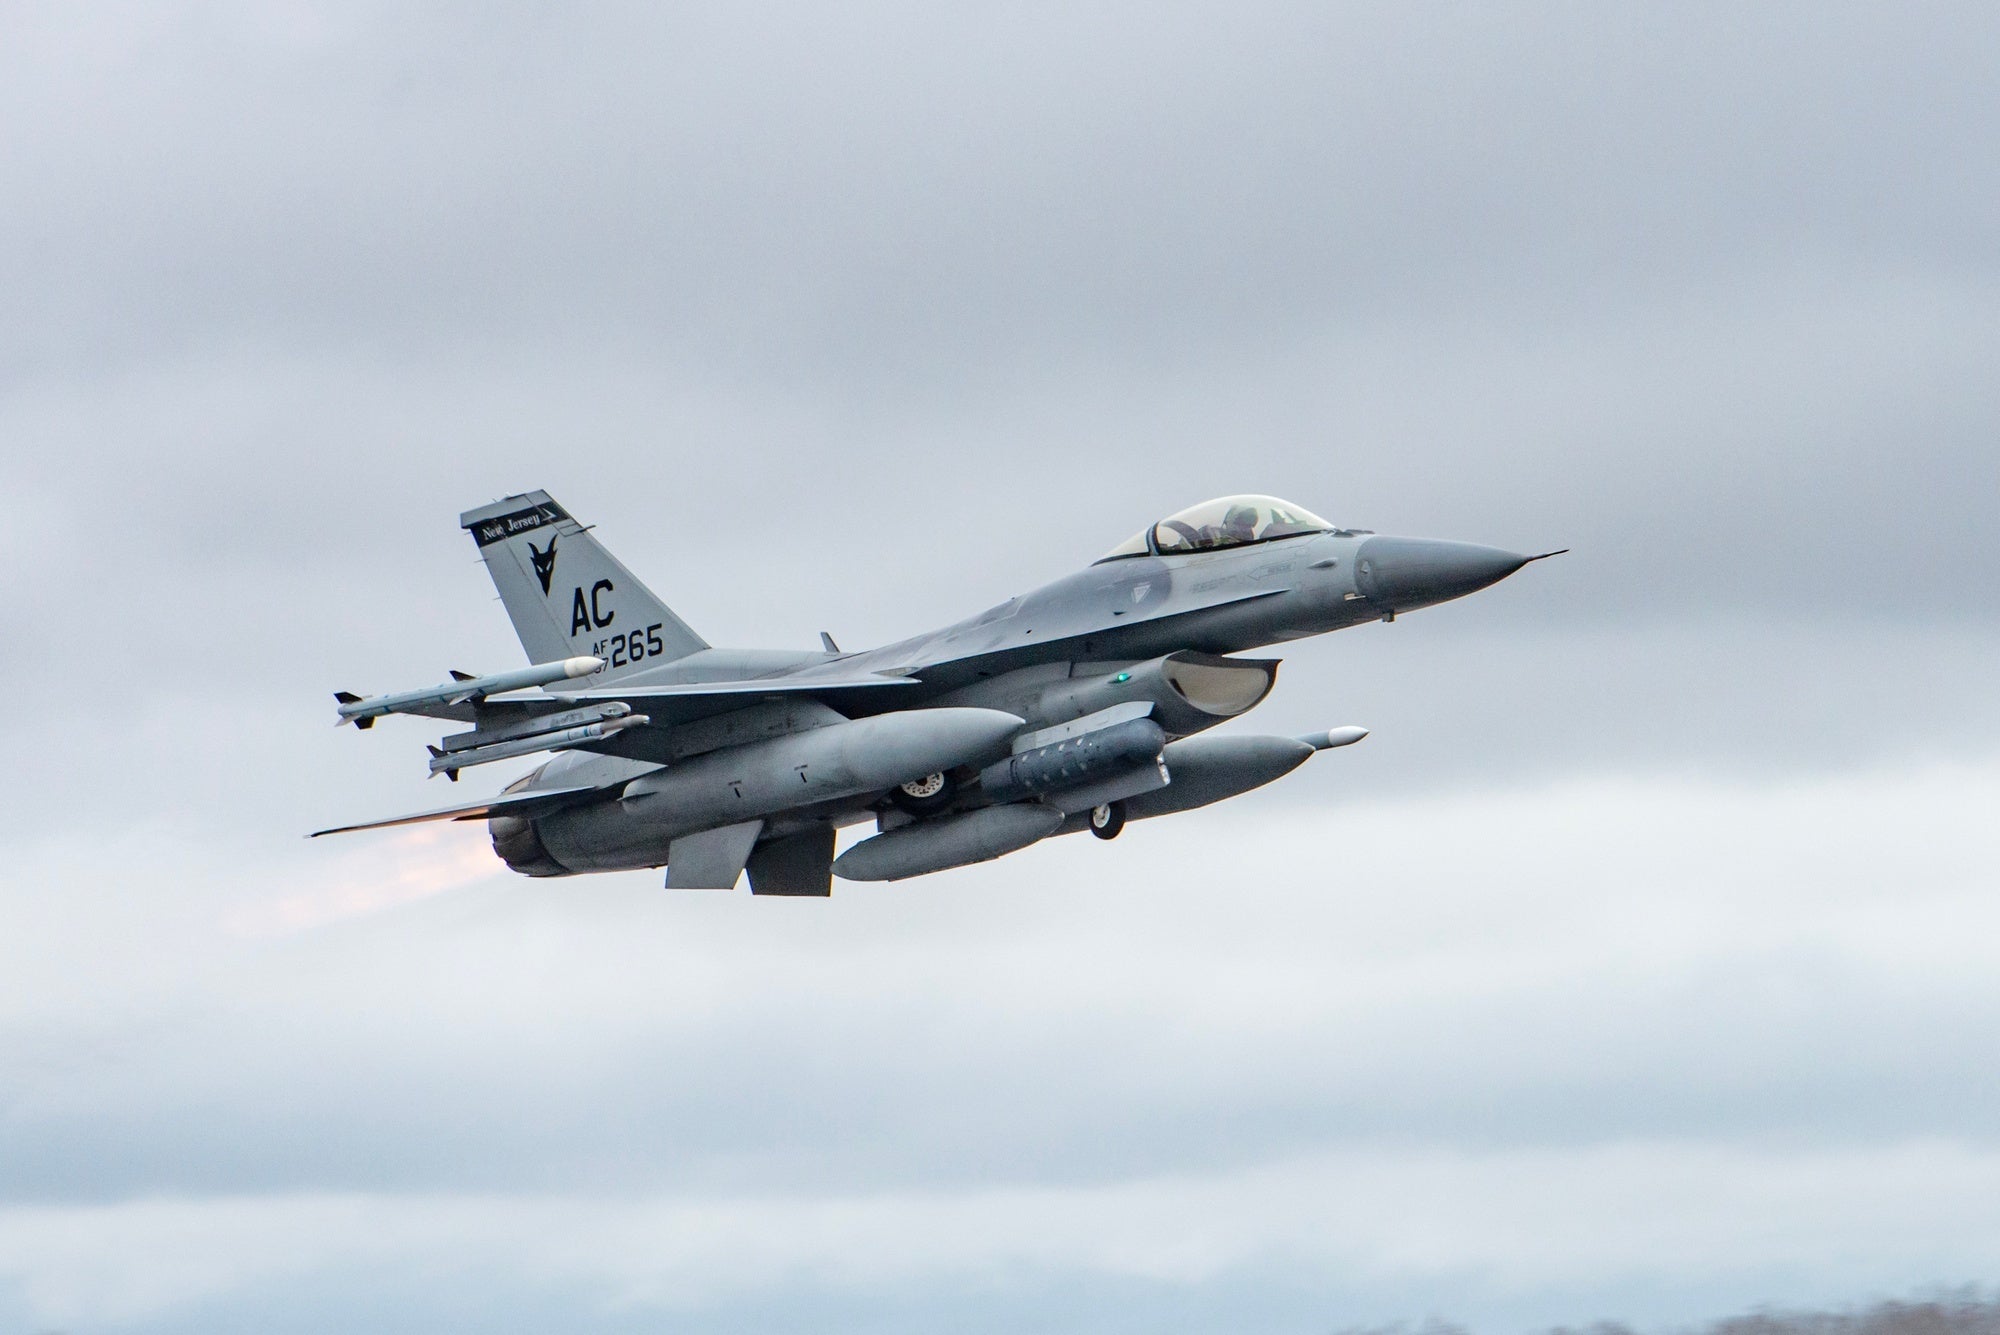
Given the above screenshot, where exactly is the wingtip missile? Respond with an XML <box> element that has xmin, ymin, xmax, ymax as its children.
<box><xmin>336</xmin><ymin>656</ymin><xmax>607</xmax><ymax>724</ymax></box>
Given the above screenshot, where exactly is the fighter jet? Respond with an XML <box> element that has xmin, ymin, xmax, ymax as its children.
<box><xmin>315</xmin><ymin>492</ymin><xmax>1558</xmax><ymax>893</ymax></box>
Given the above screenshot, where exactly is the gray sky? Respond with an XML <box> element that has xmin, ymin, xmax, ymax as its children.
<box><xmin>3</xmin><ymin>3</ymin><xmax>1998</xmax><ymax>1331</ymax></box>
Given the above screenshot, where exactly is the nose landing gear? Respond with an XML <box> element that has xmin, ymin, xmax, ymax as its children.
<box><xmin>1089</xmin><ymin>800</ymin><xmax>1126</xmax><ymax>840</ymax></box>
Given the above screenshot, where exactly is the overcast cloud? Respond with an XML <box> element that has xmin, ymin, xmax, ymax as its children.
<box><xmin>2</xmin><ymin>3</ymin><xmax>1997</xmax><ymax>1331</ymax></box>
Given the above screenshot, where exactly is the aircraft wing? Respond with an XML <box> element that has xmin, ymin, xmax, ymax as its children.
<box><xmin>540</xmin><ymin>673</ymin><xmax>923</xmax><ymax>722</ymax></box>
<box><xmin>354</xmin><ymin>672</ymin><xmax>924</xmax><ymax>727</ymax></box>
<box><xmin>327</xmin><ymin>670</ymin><xmax>932</xmax><ymax>784</ymax></box>
<box><xmin>309</xmin><ymin>783</ymin><xmax>606</xmax><ymax>838</ymax></box>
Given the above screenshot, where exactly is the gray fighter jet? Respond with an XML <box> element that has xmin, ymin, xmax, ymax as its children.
<box><xmin>316</xmin><ymin>492</ymin><xmax>1558</xmax><ymax>893</ymax></box>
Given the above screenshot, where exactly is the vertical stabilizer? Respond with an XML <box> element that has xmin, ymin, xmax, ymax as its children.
<box><xmin>459</xmin><ymin>491</ymin><xmax>707</xmax><ymax>677</ymax></box>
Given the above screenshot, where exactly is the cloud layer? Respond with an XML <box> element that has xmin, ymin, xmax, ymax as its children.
<box><xmin>2</xmin><ymin>3</ymin><xmax>1996</xmax><ymax>1330</ymax></box>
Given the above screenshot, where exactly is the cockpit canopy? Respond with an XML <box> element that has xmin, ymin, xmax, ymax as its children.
<box><xmin>1096</xmin><ymin>495</ymin><xmax>1336</xmax><ymax>562</ymax></box>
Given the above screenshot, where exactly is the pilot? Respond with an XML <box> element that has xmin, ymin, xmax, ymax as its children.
<box><xmin>1220</xmin><ymin>503</ymin><xmax>1261</xmax><ymax>546</ymax></box>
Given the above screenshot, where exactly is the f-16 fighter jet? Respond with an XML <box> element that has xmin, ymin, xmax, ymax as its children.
<box><xmin>316</xmin><ymin>492</ymin><xmax>1558</xmax><ymax>893</ymax></box>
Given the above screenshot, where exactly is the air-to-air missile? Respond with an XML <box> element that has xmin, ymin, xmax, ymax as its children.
<box><xmin>428</xmin><ymin>708</ymin><xmax>648</xmax><ymax>780</ymax></box>
<box><xmin>336</xmin><ymin>656</ymin><xmax>604</xmax><ymax>727</ymax></box>
<box><xmin>318</xmin><ymin>489</ymin><xmax>1558</xmax><ymax>891</ymax></box>
<box><xmin>436</xmin><ymin>701</ymin><xmax>636</xmax><ymax>752</ymax></box>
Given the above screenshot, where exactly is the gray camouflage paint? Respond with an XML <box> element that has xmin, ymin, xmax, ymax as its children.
<box><xmin>329</xmin><ymin>491</ymin><xmax>1544</xmax><ymax>887</ymax></box>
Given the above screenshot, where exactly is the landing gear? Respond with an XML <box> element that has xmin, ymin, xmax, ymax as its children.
<box><xmin>890</xmin><ymin>771</ymin><xmax>955</xmax><ymax>816</ymax></box>
<box><xmin>1089</xmin><ymin>800</ymin><xmax>1126</xmax><ymax>840</ymax></box>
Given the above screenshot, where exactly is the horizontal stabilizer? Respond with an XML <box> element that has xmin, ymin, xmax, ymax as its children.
<box><xmin>309</xmin><ymin>784</ymin><xmax>603</xmax><ymax>838</ymax></box>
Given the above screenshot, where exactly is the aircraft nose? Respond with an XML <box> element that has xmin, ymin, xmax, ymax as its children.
<box><xmin>1354</xmin><ymin>537</ymin><xmax>1531</xmax><ymax>610</ymax></box>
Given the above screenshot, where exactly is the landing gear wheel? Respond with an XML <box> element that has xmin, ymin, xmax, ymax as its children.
<box><xmin>1089</xmin><ymin>800</ymin><xmax>1126</xmax><ymax>840</ymax></box>
<box><xmin>890</xmin><ymin>771</ymin><xmax>954</xmax><ymax>816</ymax></box>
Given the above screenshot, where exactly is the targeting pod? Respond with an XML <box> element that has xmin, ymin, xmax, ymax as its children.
<box><xmin>977</xmin><ymin>716</ymin><xmax>1166</xmax><ymax>806</ymax></box>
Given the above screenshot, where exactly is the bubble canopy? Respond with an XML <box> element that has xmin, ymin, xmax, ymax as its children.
<box><xmin>1096</xmin><ymin>495</ymin><xmax>1336</xmax><ymax>562</ymax></box>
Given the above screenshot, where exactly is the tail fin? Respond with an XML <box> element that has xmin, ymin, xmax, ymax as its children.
<box><xmin>459</xmin><ymin>491</ymin><xmax>707</xmax><ymax>677</ymax></box>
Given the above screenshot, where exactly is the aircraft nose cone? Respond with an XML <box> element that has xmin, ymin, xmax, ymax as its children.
<box><xmin>1354</xmin><ymin>537</ymin><xmax>1530</xmax><ymax>610</ymax></box>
